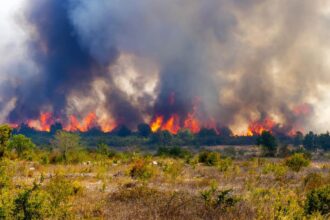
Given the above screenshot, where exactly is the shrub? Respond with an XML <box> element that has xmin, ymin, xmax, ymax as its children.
<box><xmin>304</xmin><ymin>173</ymin><xmax>325</xmax><ymax>191</ymax></box>
<box><xmin>285</xmin><ymin>153</ymin><xmax>310</xmax><ymax>172</ymax></box>
<box><xmin>0</xmin><ymin>189</ymin><xmax>15</xmax><ymax>219</ymax></box>
<box><xmin>157</xmin><ymin>146</ymin><xmax>191</xmax><ymax>159</ymax></box>
<box><xmin>201</xmin><ymin>184</ymin><xmax>239</xmax><ymax>210</ymax></box>
<box><xmin>262</xmin><ymin>162</ymin><xmax>288</xmax><ymax>178</ymax></box>
<box><xmin>198</xmin><ymin>151</ymin><xmax>221</xmax><ymax>166</ymax></box>
<box><xmin>251</xmin><ymin>187</ymin><xmax>304</xmax><ymax>219</ymax></box>
<box><xmin>97</xmin><ymin>143</ymin><xmax>117</xmax><ymax>158</ymax></box>
<box><xmin>0</xmin><ymin>160</ymin><xmax>13</xmax><ymax>189</ymax></box>
<box><xmin>162</xmin><ymin>161</ymin><xmax>184</xmax><ymax>180</ymax></box>
<box><xmin>217</xmin><ymin>158</ymin><xmax>233</xmax><ymax>172</ymax></box>
<box><xmin>46</xmin><ymin>175</ymin><xmax>77</xmax><ymax>218</ymax></box>
<box><xmin>130</xmin><ymin>159</ymin><xmax>154</xmax><ymax>180</ymax></box>
<box><xmin>14</xmin><ymin>184</ymin><xmax>51</xmax><ymax>220</ymax></box>
<box><xmin>305</xmin><ymin>185</ymin><xmax>330</xmax><ymax>215</ymax></box>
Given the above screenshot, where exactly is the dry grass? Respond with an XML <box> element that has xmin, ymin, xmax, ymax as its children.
<box><xmin>2</xmin><ymin>155</ymin><xmax>330</xmax><ymax>219</ymax></box>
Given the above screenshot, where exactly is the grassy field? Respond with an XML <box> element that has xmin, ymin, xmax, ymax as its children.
<box><xmin>1</xmin><ymin>147</ymin><xmax>329</xmax><ymax>220</ymax></box>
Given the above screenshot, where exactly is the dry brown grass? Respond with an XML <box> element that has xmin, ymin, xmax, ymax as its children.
<box><xmin>4</xmin><ymin>155</ymin><xmax>330</xmax><ymax>219</ymax></box>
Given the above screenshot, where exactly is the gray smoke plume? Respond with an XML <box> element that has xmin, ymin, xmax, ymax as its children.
<box><xmin>1</xmin><ymin>0</ymin><xmax>330</xmax><ymax>133</ymax></box>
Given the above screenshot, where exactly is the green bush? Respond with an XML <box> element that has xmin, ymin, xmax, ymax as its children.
<box><xmin>198</xmin><ymin>151</ymin><xmax>221</xmax><ymax>166</ymax></box>
<box><xmin>201</xmin><ymin>184</ymin><xmax>239</xmax><ymax>210</ymax></box>
<box><xmin>130</xmin><ymin>159</ymin><xmax>154</xmax><ymax>180</ymax></box>
<box><xmin>285</xmin><ymin>153</ymin><xmax>310</xmax><ymax>172</ymax></box>
<box><xmin>305</xmin><ymin>185</ymin><xmax>330</xmax><ymax>215</ymax></box>
<box><xmin>0</xmin><ymin>159</ymin><xmax>14</xmax><ymax>189</ymax></box>
<box><xmin>262</xmin><ymin>162</ymin><xmax>288</xmax><ymax>178</ymax></box>
<box><xmin>162</xmin><ymin>161</ymin><xmax>184</xmax><ymax>180</ymax></box>
<box><xmin>157</xmin><ymin>146</ymin><xmax>192</xmax><ymax>159</ymax></box>
<box><xmin>217</xmin><ymin>158</ymin><xmax>233</xmax><ymax>172</ymax></box>
<box><xmin>0</xmin><ymin>189</ymin><xmax>15</xmax><ymax>219</ymax></box>
<box><xmin>46</xmin><ymin>175</ymin><xmax>78</xmax><ymax>218</ymax></box>
<box><xmin>14</xmin><ymin>184</ymin><xmax>51</xmax><ymax>220</ymax></box>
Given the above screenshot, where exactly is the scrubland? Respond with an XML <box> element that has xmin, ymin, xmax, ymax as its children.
<box><xmin>1</xmin><ymin>148</ymin><xmax>329</xmax><ymax>220</ymax></box>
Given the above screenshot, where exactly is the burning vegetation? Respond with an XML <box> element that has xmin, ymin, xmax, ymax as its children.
<box><xmin>0</xmin><ymin>0</ymin><xmax>329</xmax><ymax>137</ymax></box>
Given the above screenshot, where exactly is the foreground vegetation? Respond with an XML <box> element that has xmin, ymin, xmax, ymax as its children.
<box><xmin>0</xmin><ymin>124</ymin><xmax>330</xmax><ymax>219</ymax></box>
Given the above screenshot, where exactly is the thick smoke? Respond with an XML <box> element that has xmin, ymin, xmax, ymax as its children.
<box><xmin>1</xmin><ymin>0</ymin><xmax>330</xmax><ymax>132</ymax></box>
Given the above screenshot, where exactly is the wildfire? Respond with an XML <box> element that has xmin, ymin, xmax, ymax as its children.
<box><xmin>27</xmin><ymin>112</ymin><xmax>54</xmax><ymax>132</ymax></box>
<box><xmin>162</xmin><ymin>114</ymin><xmax>180</xmax><ymax>134</ymax></box>
<box><xmin>184</xmin><ymin>113</ymin><xmax>201</xmax><ymax>133</ymax></box>
<box><xmin>246</xmin><ymin>118</ymin><xmax>275</xmax><ymax>136</ymax></box>
<box><xmin>149</xmin><ymin>113</ymin><xmax>217</xmax><ymax>134</ymax></box>
<box><xmin>24</xmin><ymin>112</ymin><xmax>116</xmax><ymax>133</ymax></box>
<box><xmin>64</xmin><ymin>112</ymin><xmax>97</xmax><ymax>132</ymax></box>
<box><xmin>150</xmin><ymin>114</ymin><xmax>199</xmax><ymax>134</ymax></box>
<box><xmin>151</xmin><ymin>116</ymin><xmax>163</xmax><ymax>132</ymax></box>
<box><xmin>150</xmin><ymin>114</ymin><xmax>181</xmax><ymax>134</ymax></box>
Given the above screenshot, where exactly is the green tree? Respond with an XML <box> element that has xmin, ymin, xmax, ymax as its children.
<box><xmin>52</xmin><ymin>131</ymin><xmax>81</xmax><ymax>162</ymax></box>
<box><xmin>257</xmin><ymin>131</ymin><xmax>277</xmax><ymax>157</ymax></box>
<box><xmin>0</xmin><ymin>125</ymin><xmax>12</xmax><ymax>158</ymax></box>
<box><xmin>8</xmin><ymin>135</ymin><xmax>36</xmax><ymax>158</ymax></box>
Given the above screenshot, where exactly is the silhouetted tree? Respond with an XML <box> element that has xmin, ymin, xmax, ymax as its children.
<box><xmin>114</xmin><ymin>125</ymin><xmax>132</xmax><ymax>137</ymax></box>
<box><xmin>303</xmin><ymin>131</ymin><xmax>317</xmax><ymax>150</ymax></box>
<box><xmin>150</xmin><ymin>130</ymin><xmax>173</xmax><ymax>146</ymax></box>
<box><xmin>137</xmin><ymin>123</ymin><xmax>151</xmax><ymax>137</ymax></box>
<box><xmin>257</xmin><ymin>131</ymin><xmax>277</xmax><ymax>156</ymax></box>
<box><xmin>198</xmin><ymin>128</ymin><xmax>217</xmax><ymax>137</ymax></box>
<box><xmin>318</xmin><ymin>132</ymin><xmax>330</xmax><ymax>150</ymax></box>
<box><xmin>50</xmin><ymin>123</ymin><xmax>63</xmax><ymax>134</ymax></box>
<box><xmin>218</xmin><ymin>127</ymin><xmax>233</xmax><ymax>137</ymax></box>
<box><xmin>178</xmin><ymin>129</ymin><xmax>194</xmax><ymax>144</ymax></box>
<box><xmin>293</xmin><ymin>131</ymin><xmax>304</xmax><ymax>147</ymax></box>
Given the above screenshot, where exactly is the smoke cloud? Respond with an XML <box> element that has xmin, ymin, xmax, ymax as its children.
<box><xmin>1</xmin><ymin>0</ymin><xmax>330</xmax><ymax>133</ymax></box>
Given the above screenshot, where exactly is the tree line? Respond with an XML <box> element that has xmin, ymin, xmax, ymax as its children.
<box><xmin>4</xmin><ymin>123</ymin><xmax>330</xmax><ymax>151</ymax></box>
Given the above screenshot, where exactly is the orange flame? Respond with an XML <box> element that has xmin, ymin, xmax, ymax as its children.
<box><xmin>150</xmin><ymin>114</ymin><xmax>182</xmax><ymax>134</ymax></box>
<box><xmin>64</xmin><ymin>112</ymin><xmax>96</xmax><ymax>132</ymax></box>
<box><xmin>184</xmin><ymin>113</ymin><xmax>201</xmax><ymax>133</ymax></box>
<box><xmin>151</xmin><ymin>116</ymin><xmax>164</xmax><ymax>132</ymax></box>
<box><xmin>27</xmin><ymin>112</ymin><xmax>54</xmax><ymax>132</ymax></box>
<box><xmin>246</xmin><ymin>118</ymin><xmax>275</xmax><ymax>136</ymax></box>
<box><xmin>24</xmin><ymin>112</ymin><xmax>117</xmax><ymax>133</ymax></box>
<box><xmin>162</xmin><ymin>114</ymin><xmax>180</xmax><ymax>134</ymax></box>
